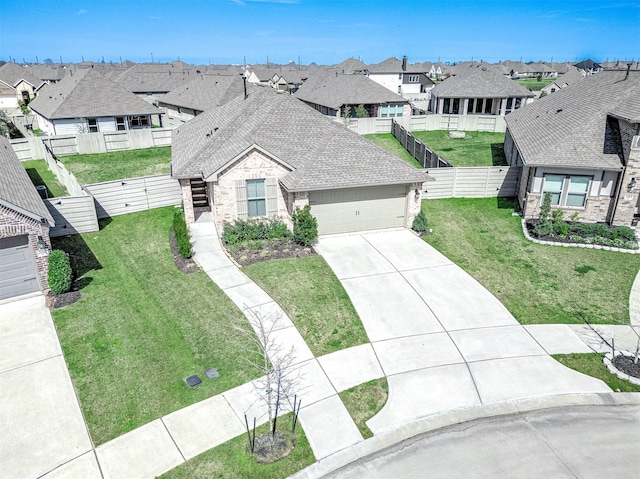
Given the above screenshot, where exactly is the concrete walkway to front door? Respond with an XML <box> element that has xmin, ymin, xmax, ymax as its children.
<box><xmin>315</xmin><ymin>229</ymin><xmax>612</xmax><ymax>434</ymax></box>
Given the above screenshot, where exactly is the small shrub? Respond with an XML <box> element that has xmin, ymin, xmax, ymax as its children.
<box><xmin>48</xmin><ymin>250</ymin><xmax>72</xmax><ymax>294</ymax></box>
<box><xmin>412</xmin><ymin>210</ymin><xmax>429</xmax><ymax>232</ymax></box>
<box><xmin>222</xmin><ymin>217</ymin><xmax>291</xmax><ymax>245</ymax></box>
<box><xmin>292</xmin><ymin>205</ymin><xmax>318</xmax><ymax>247</ymax></box>
<box><xmin>172</xmin><ymin>209</ymin><xmax>192</xmax><ymax>259</ymax></box>
<box><xmin>570</xmin><ymin>212</ymin><xmax>580</xmax><ymax>223</ymax></box>
<box><xmin>616</xmin><ymin>226</ymin><xmax>636</xmax><ymax>242</ymax></box>
<box><xmin>551</xmin><ymin>208</ymin><xmax>564</xmax><ymax>224</ymax></box>
<box><xmin>533</xmin><ymin>192</ymin><xmax>553</xmax><ymax>237</ymax></box>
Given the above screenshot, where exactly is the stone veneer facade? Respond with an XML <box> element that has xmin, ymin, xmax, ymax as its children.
<box><xmin>0</xmin><ymin>204</ymin><xmax>51</xmax><ymax>293</ymax></box>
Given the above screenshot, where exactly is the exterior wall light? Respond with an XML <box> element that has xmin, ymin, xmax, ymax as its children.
<box><xmin>629</xmin><ymin>178</ymin><xmax>637</xmax><ymax>189</ymax></box>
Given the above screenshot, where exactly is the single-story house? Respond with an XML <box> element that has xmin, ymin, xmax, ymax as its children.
<box><xmin>540</xmin><ymin>67</ymin><xmax>586</xmax><ymax>96</ymax></box>
<box><xmin>504</xmin><ymin>69</ymin><xmax>640</xmax><ymax>226</ymax></box>
<box><xmin>171</xmin><ymin>87</ymin><xmax>427</xmax><ymax>235</ymax></box>
<box><xmin>294</xmin><ymin>72</ymin><xmax>410</xmax><ymax>118</ymax></box>
<box><xmin>158</xmin><ymin>74</ymin><xmax>245</xmax><ymax>123</ymax></box>
<box><xmin>0</xmin><ymin>62</ymin><xmax>47</xmax><ymax>107</ymax></box>
<box><xmin>29</xmin><ymin>68</ymin><xmax>162</xmax><ymax>135</ymax></box>
<box><xmin>112</xmin><ymin>62</ymin><xmax>198</xmax><ymax>103</ymax></box>
<box><xmin>429</xmin><ymin>63</ymin><xmax>534</xmax><ymax>116</ymax></box>
<box><xmin>0</xmin><ymin>136</ymin><xmax>55</xmax><ymax>300</ymax></box>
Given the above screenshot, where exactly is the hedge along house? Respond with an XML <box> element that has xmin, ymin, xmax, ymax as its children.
<box><xmin>171</xmin><ymin>87</ymin><xmax>427</xmax><ymax>236</ymax></box>
<box><xmin>0</xmin><ymin>136</ymin><xmax>55</xmax><ymax>300</ymax></box>
<box><xmin>429</xmin><ymin>63</ymin><xmax>534</xmax><ymax>116</ymax></box>
<box><xmin>504</xmin><ymin>69</ymin><xmax>640</xmax><ymax>226</ymax></box>
<box><xmin>28</xmin><ymin>68</ymin><xmax>162</xmax><ymax>136</ymax></box>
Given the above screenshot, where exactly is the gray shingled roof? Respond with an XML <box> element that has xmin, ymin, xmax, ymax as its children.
<box><xmin>113</xmin><ymin>63</ymin><xmax>198</xmax><ymax>93</ymax></box>
<box><xmin>432</xmin><ymin>64</ymin><xmax>534</xmax><ymax>98</ymax></box>
<box><xmin>505</xmin><ymin>70</ymin><xmax>640</xmax><ymax>170</ymax></box>
<box><xmin>29</xmin><ymin>69</ymin><xmax>160</xmax><ymax>119</ymax></box>
<box><xmin>171</xmin><ymin>87</ymin><xmax>426</xmax><ymax>192</ymax></box>
<box><xmin>160</xmin><ymin>74</ymin><xmax>245</xmax><ymax>111</ymax></box>
<box><xmin>332</xmin><ymin>58</ymin><xmax>367</xmax><ymax>74</ymax></box>
<box><xmin>294</xmin><ymin>72</ymin><xmax>407</xmax><ymax>109</ymax></box>
<box><xmin>0</xmin><ymin>137</ymin><xmax>54</xmax><ymax>224</ymax></box>
<box><xmin>367</xmin><ymin>57</ymin><xmax>426</xmax><ymax>74</ymax></box>
<box><xmin>0</xmin><ymin>62</ymin><xmax>44</xmax><ymax>89</ymax></box>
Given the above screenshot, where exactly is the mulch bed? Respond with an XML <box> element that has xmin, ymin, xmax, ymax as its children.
<box><xmin>226</xmin><ymin>239</ymin><xmax>317</xmax><ymax>267</ymax></box>
<box><xmin>613</xmin><ymin>354</ymin><xmax>640</xmax><ymax>379</ymax></box>
<box><xmin>45</xmin><ymin>290</ymin><xmax>81</xmax><ymax>309</ymax></box>
<box><xmin>170</xmin><ymin>230</ymin><xmax>200</xmax><ymax>274</ymax></box>
<box><xmin>252</xmin><ymin>431</ymin><xmax>296</xmax><ymax>464</ymax></box>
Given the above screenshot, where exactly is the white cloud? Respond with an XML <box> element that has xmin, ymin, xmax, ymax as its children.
<box><xmin>75</xmin><ymin>9</ymin><xmax>88</xmax><ymax>15</ymax></box>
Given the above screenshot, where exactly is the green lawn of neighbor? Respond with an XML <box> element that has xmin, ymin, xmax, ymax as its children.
<box><xmin>51</xmin><ymin>207</ymin><xmax>260</xmax><ymax>445</ymax></box>
<box><xmin>412</xmin><ymin>130</ymin><xmax>507</xmax><ymax>167</ymax></box>
<box><xmin>515</xmin><ymin>77</ymin><xmax>555</xmax><ymax>91</ymax></box>
<box><xmin>59</xmin><ymin>146</ymin><xmax>171</xmax><ymax>184</ymax></box>
<box><xmin>554</xmin><ymin>354</ymin><xmax>640</xmax><ymax>393</ymax></box>
<box><xmin>22</xmin><ymin>159</ymin><xmax>68</xmax><ymax>197</ymax></box>
<box><xmin>339</xmin><ymin>378</ymin><xmax>388</xmax><ymax>439</ymax></box>
<box><xmin>423</xmin><ymin>198</ymin><xmax>640</xmax><ymax>325</ymax></box>
<box><xmin>363</xmin><ymin>133</ymin><xmax>422</xmax><ymax>169</ymax></box>
<box><xmin>243</xmin><ymin>256</ymin><xmax>368</xmax><ymax>357</ymax></box>
<box><xmin>159</xmin><ymin>414</ymin><xmax>314</xmax><ymax>479</ymax></box>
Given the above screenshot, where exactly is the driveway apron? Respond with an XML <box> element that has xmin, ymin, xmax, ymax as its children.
<box><xmin>315</xmin><ymin>229</ymin><xmax>611</xmax><ymax>434</ymax></box>
<box><xmin>0</xmin><ymin>295</ymin><xmax>98</xmax><ymax>478</ymax></box>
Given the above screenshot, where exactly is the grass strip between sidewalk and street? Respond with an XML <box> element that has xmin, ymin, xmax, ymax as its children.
<box><xmin>338</xmin><ymin>378</ymin><xmax>389</xmax><ymax>439</ymax></box>
<box><xmin>553</xmin><ymin>353</ymin><xmax>640</xmax><ymax>393</ymax></box>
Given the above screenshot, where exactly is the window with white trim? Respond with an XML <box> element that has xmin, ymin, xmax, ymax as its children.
<box><xmin>408</xmin><ymin>75</ymin><xmax>420</xmax><ymax>83</ymax></box>
<box><xmin>542</xmin><ymin>174</ymin><xmax>591</xmax><ymax>207</ymax></box>
<box><xmin>246</xmin><ymin>179</ymin><xmax>266</xmax><ymax>217</ymax></box>
<box><xmin>129</xmin><ymin>115</ymin><xmax>149</xmax><ymax>128</ymax></box>
<box><xmin>115</xmin><ymin>117</ymin><xmax>126</xmax><ymax>131</ymax></box>
<box><xmin>87</xmin><ymin>118</ymin><xmax>98</xmax><ymax>133</ymax></box>
<box><xmin>381</xmin><ymin>104</ymin><xmax>403</xmax><ymax>118</ymax></box>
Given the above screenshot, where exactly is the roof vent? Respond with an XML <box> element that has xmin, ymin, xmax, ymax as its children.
<box><xmin>482</xmin><ymin>66</ymin><xmax>487</xmax><ymax>71</ymax></box>
<box><xmin>556</xmin><ymin>108</ymin><xmax>563</xmax><ymax>113</ymax></box>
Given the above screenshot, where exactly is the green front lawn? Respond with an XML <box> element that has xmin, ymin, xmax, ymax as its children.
<box><xmin>51</xmin><ymin>207</ymin><xmax>259</xmax><ymax>445</ymax></box>
<box><xmin>515</xmin><ymin>77</ymin><xmax>555</xmax><ymax>91</ymax></box>
<box><xmin>159</xmin><ymin>414</ymin><xmax>314</xmax><ymax>479</ymax></box>
<box><xmin>412</xmin><ymin>130</ymin><xmax>507</xmax><ymax>167</ymax></box>
<box><xmin>363</xmin><ymin>133</ymin><xmax>422</xmax><ymax>169</ymax></box>
<box><xmin>553</xmin><ymin>353</ymin><xmax>640</xmax><ymax>393</ymax></box>
<box><xmin>423</xmin><ymin>198</ymin><xmax>640</xmax><ymax>325</ymax></box>
<box><xmin>243</xmin><ymin>256</ymin><xmax>368</xmax><ymax>357</ymax></box>
<box><xmin>60</xmin><ymin>146</ymin><xmax>171</xmax><ymax>184</ymax></box>
<box><xmin>22</xmin><ymin>159</ymin><xmax>68</xmax><ymax>197</ymax></box>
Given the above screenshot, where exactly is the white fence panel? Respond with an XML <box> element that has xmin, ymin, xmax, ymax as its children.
<box><xmin>10</xmin><ymin>137</ymin><xmax>45</xmax><ymax>160</ymax></box>
<box><xmin>423</xmin><ymin>166</ymin><xmax>520</xmax><ymax>199</ymax></box>
<box><xmin>45</xmin><ymin>195</ymin><xmax>99</xmax><ymax>237</ymax></box>
<box><xmin>43</xmin><ymin>146</ymin><xmax>84</xmax><ymax>196</ymax></box>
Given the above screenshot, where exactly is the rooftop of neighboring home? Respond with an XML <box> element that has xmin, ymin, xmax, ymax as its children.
<box><xmin>171</xmin><ymin>87</ymin><xmax>426</xmax><ymax>191</ymax></box>
<box><xmin>366</xmin><ymin>56</ymin><xmax>427</xmax><ymax>74</ymax></box>
<box><xmin>112</xmin><ymin>62</ymin><xmax>200</xmax><ymax>93</ymax></box>
<box><xmin>0</xmin><ymin>62</ymin><xmax>44</xmax><ymax>88</ymax></box>
<box><xmin>0</xmin><ymin>136</ymin><xmax>54</xmax><ymax>224</ymax></box>
<box><xmin>431</xmin><ymin>63</ymin><xmax>535</xmax><ymax>98</ymax></box>
<box><xmin>330</xmin><ymin>58</ymin><xmax>367</xmax><ymax>74</ymax></box>
<box><xmin>29</xmin><ymin>68</ymin><xmax>160</xmax><ymax>119</ymax></box>
<box><xmin>574</xmin><ymin>59</ymin><xmax>603</xmax><ymax>71</ymax></box>
<box><xmin>160</xmin><ymin>74</ymin><xmax>245</xmax><ymax>111</ymax></box>
<box><xmin>294</xmin><ymin>72</ymin><xmax>408</xmax><ymax>109</ymax></box>
<box><xmin>549</xmin><ymin>67</ymin><xmax>586</xmax><ymax>88</ymax></box>
<box><xmin>505</xmin><ymin>70</ymin><xmax>640</xmax><ymax>170</ymax></box>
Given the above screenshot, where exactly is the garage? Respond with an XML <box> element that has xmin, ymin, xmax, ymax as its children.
<box><xmin>309</xmin><ymin>184</ymin><xmax>408</xmax><ymax>235</ymax></box>
<box><xmin>0</xmin><ymin>236</ymin><xmax>41</xmax><ymax>300</ymax></box>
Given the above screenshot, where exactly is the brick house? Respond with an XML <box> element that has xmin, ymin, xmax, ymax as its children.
<box><xmin>0</xmin><ymin>137</ymin><xmax>55</xmax><ymax>300</ymax></box>
<box><xmin>504</xmin><ymin>69</ymin><xmax>640</xmax><ymax>226</ymax></box>
<box><xmin>171</xmin><ymin>87</ymin><xmax>427</xmax><ymax>236</ymax></box>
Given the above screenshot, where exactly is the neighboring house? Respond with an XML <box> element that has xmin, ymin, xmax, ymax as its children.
<box><xmin>429</xmin><ymin>64</ymin><xmax>534</xmax><ymax>115</ymax></box>
<box><xmin>171</xmin><ymin>87</ymin><xmax>426</xmax><ymax>235</ymax></box>
<box><xmin>540</xmin><ymin>67</ymin><xmax>586</xmax><ymax>95</ymax></box>
<box><xmin>245</xmin><ymin>67</ymin><xmax>307</xmax><ymax>92</ymax></box>
<box><xmin>29</xmin><ymin>68</ymin><xmax>162</xmax><ymax>136</ymax></box>
<box><xmin>112</xmin><ymin>62</ymin><xmax>198</xmax><ymax>103</ymax></box>
<box><xmin>574</xmin><ymin>59</ymin><xmax>603</xmax><ymax>75</ymax></box>
<box><xmin>158</xmin><ymin>74</ymin><xmax>246</xmax><ymax>123</ymax></box>
<box><xmin>504</xmin><ymin>70</ymin><xmax>640</xmax><ymax>226</ymax></box>
<box><xmin>294</xmin><ymin>72</ymin><xmax>410</xmax><ymax>118</ymax></box>
<box><xmin>0</xmin><ymin>62</ymin><xmax>46</xmax><ymax>107</ymax></box>
<box><xmin>0</xmin><ymin>136</ymin><xmax>55</xmax><ymax>300</ymax></box>
<box><xmin>365</xmin><ymin>56</ymin><xmax>434</xmax><ymax>98</ymax></box>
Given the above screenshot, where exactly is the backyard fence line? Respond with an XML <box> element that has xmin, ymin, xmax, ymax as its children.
<box><xmin>45</xmin><ymin>195</ymin><xmax>99</xmax><ymax>237</ymax></box>
<box><xmin>392</xmin><ymin>120</ymin><xmax>452</xmax><ymax>168</ymax></box>
<box><xmin>42</xmin><ymin>143</ymin><xmax>84</xmax><ymax>196</ymax></box>
<box><xmin>10</xmin><ymin>127</ymin><xmax>173</xmax><ymax>159</ymax></box>
<box><xmin>336</xmin><ymin>113</ymin><xmax>506</xmax><ymax>135</ymax></box>
<box><xmin>422</xmin><ymin>166</ymin><xmax>521</xmax><ymax>199</ymax></box>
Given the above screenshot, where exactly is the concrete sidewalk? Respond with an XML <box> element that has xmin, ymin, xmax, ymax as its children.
<box><xmin>316</xmin><ymin>229</ymin><xmax>612</xmax><ymax>434</ymax></box>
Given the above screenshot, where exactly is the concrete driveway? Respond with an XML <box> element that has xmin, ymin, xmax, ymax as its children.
<box><xmin>321</xmin><ymin>404</ymin><xmax>640</xmax><ymax>479</ymax></box>
<box><xmin>0</xmin><ymin>295</ymin><xmax>99</xmax><ymax>478</ymax></box>
<box><xmin>315</xmin><ymin>230</ymin><xmax>611</xmax><ymax>433</ymax></box>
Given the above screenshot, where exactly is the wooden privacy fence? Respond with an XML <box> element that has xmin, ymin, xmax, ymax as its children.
<box><xmin>45</xmin><ymin>195</ymin><xmax>99</xmax><ymax>237</ymax></box>
<box><xmin>84</xmin><ymin>174</ymin><xmax>182</xmax><ymax>219</ymax></box>
<box><xmin>41</xmin><ymin>128</ymin><xmax>173</xmax><ymax>156</ymax></box>
<box><xmin>422</xmin><ymin>166</ymin><xmax>521</xmax><ymax>199</ymax></box>
<box><xmin>42</xmin><ymin>143</ymin><xmax>84</xmax><ymax>196</ymax></box>
<box><xmin>392</xmin><ymin>120</ymin><xmax>451</xmax><ymax>168</ymax></box>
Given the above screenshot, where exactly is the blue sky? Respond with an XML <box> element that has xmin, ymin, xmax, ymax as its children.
<box><xmin>1</xmin><ymin>0</ymin><xmax>638</xmax><ymax>65</ymax></box>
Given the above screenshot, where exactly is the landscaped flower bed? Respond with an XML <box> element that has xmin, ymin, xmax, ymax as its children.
<box><xmin>525</xmin><ymin>219</ymin><xmax>639</xmax><ymax>250</ymax></box>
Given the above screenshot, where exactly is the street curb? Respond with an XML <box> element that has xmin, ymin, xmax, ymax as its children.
<box><xmin>288</xmin><ymin>392</ymin><xmax>640</xmax><ymax>479</ymax></box>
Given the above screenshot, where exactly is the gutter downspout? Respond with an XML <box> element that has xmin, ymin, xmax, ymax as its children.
<box><xmin>609</xmin><ymin>166</ymin><xmax>626</xmax><ymax>226</ymax></box>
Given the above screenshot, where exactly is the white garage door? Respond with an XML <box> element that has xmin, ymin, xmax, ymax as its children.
<box><xmin>0</xmin><ymin>236</ymin><xmax>41</xmax><ymax>300</ymax></box>
<box><xmin>309</xmin><ymin>185</ymin><xmax>408</xmax><ymax>235</ymax></box>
